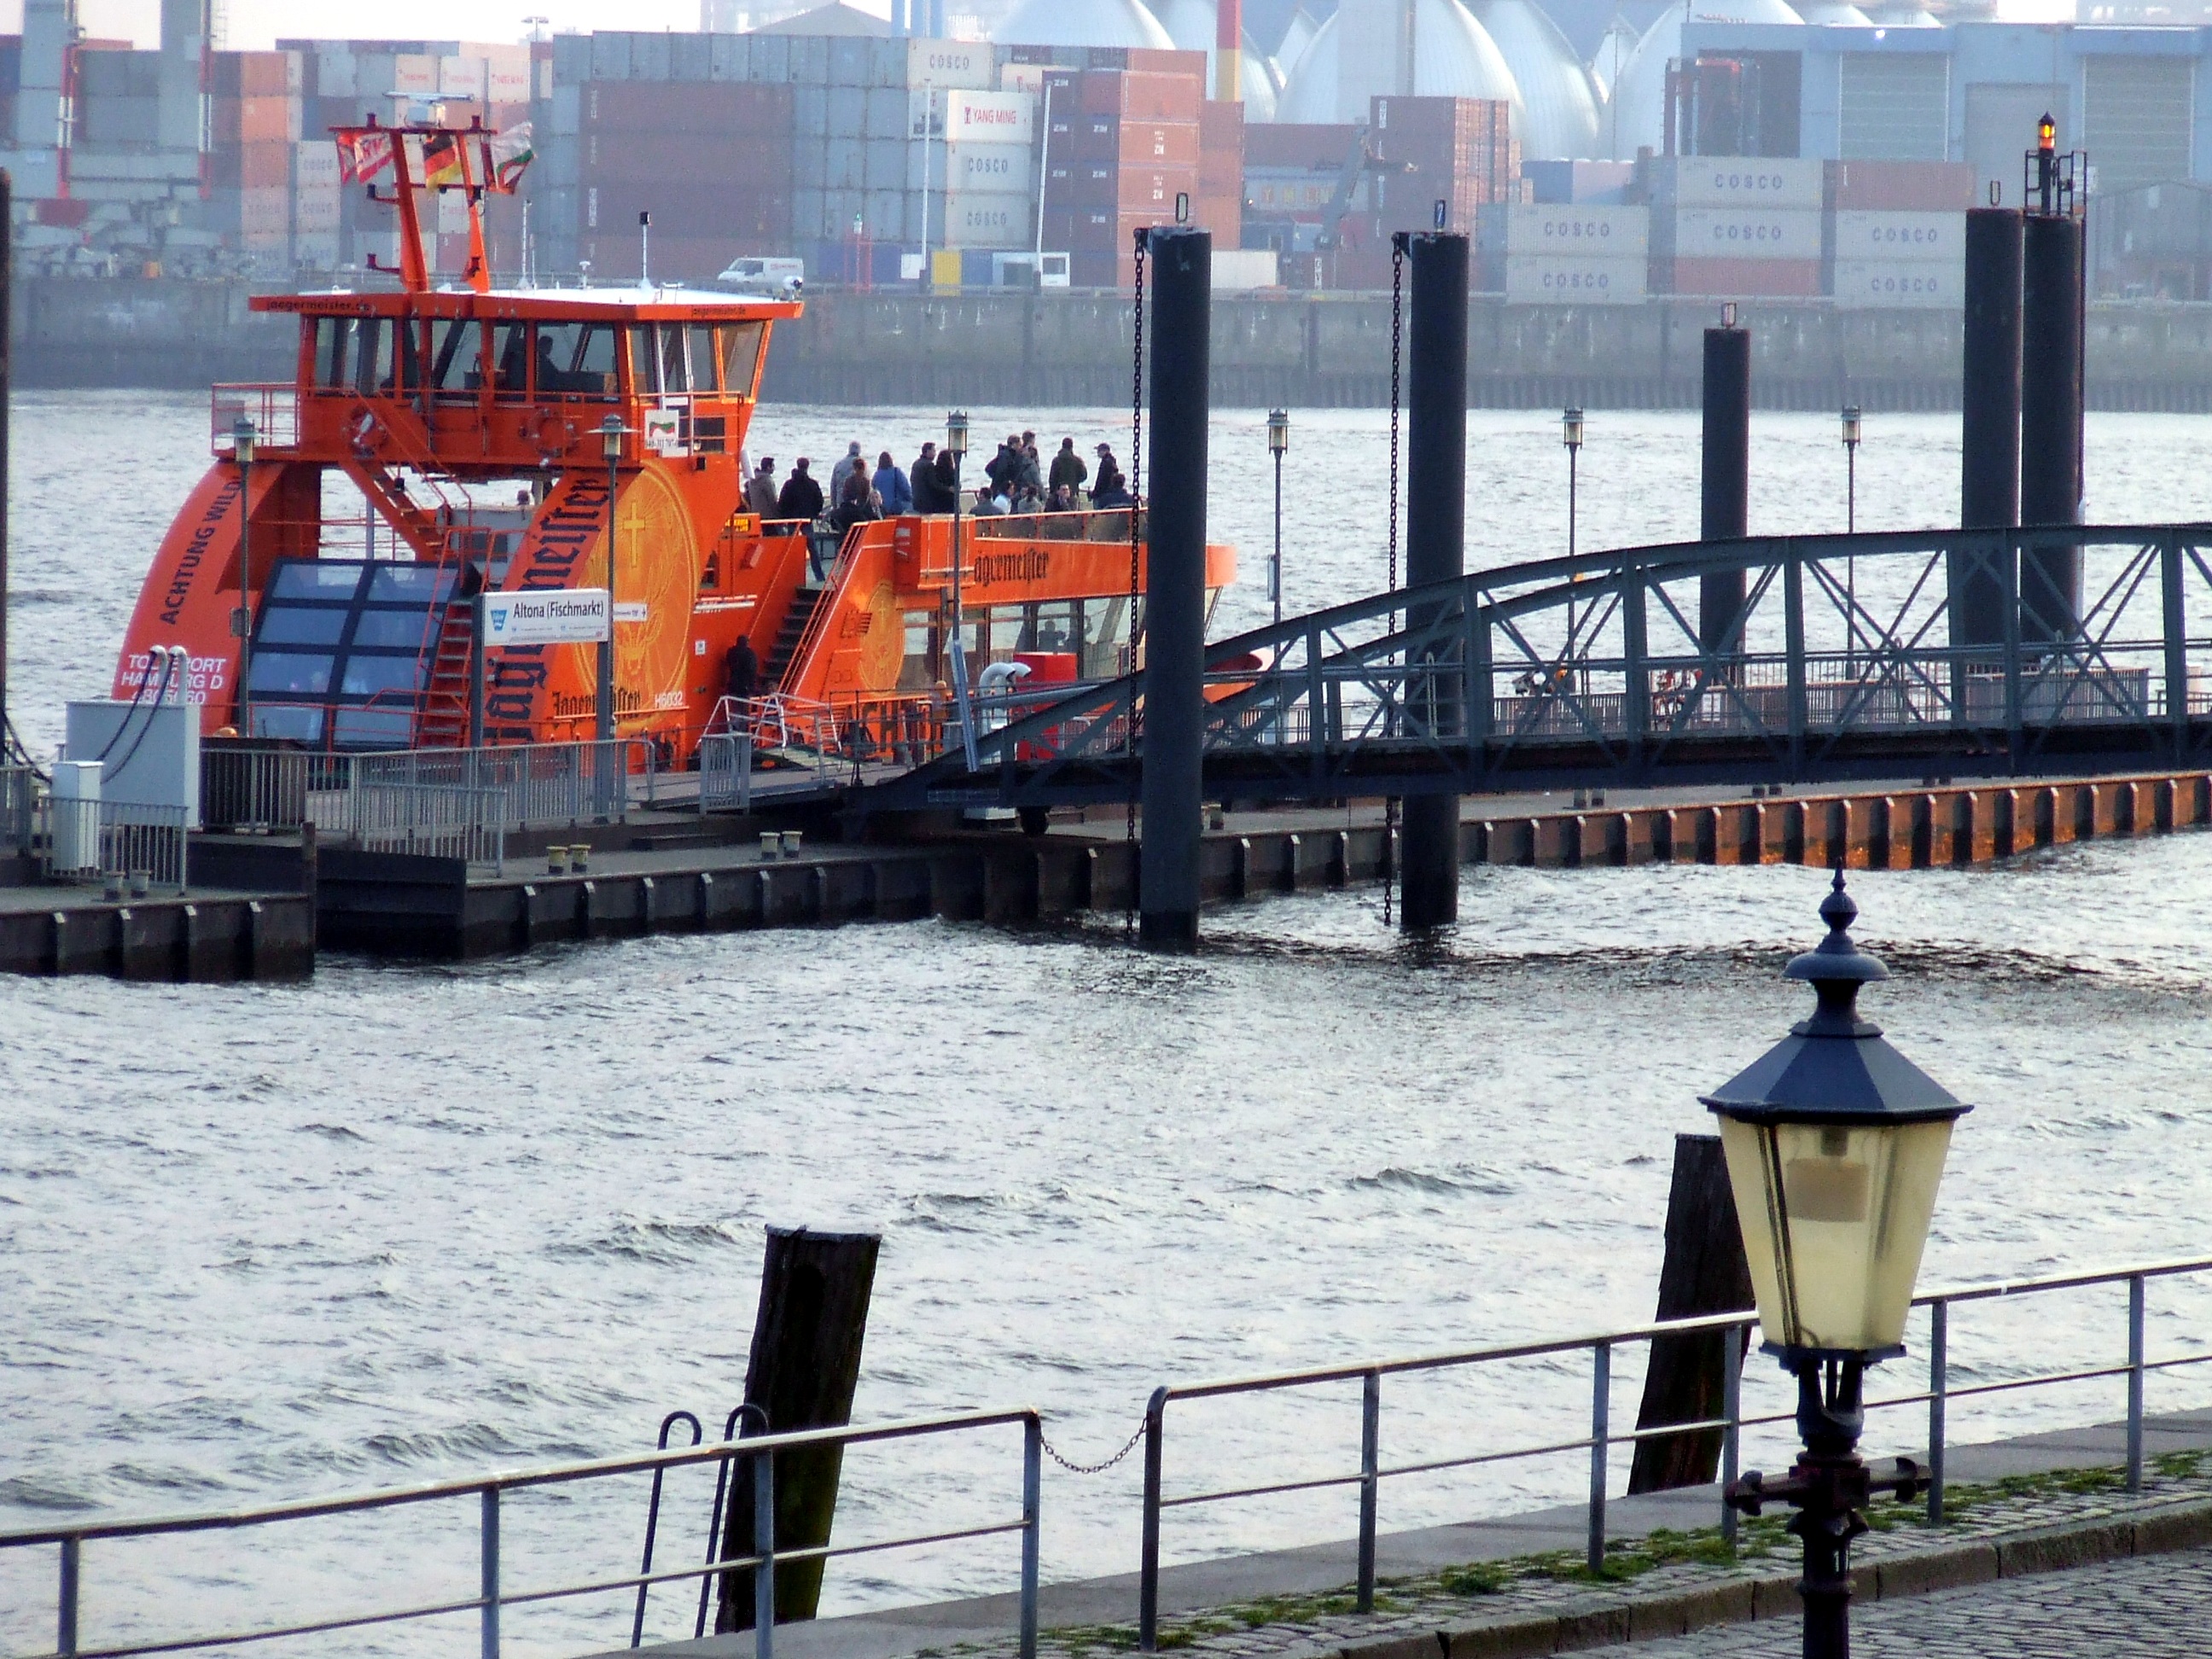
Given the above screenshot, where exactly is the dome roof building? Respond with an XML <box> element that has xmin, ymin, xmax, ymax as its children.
<box><xmin>995</xmin><ymin>0</ymin><xmax>1175</xmax><ymax>49</ymax></box>
<box><xmin>1586</xmin><ymin>15</ymin><xmax>1639</xmax><ymax>103</ymax></box>
<box><xmin>1602</xmin><ymin>0</ymin><xmax>1802</xmax><ymax>158</ymax></box>
<box><xmin>1278</xmin><ymin>4</ymin><xmax>1321</xmax><ymax>72</ymax></box>
<box><xmin>1797</xmin><ymin>1</ymin><xmax>1874</xmax><ymax>20</ymax></box>
<box><xmin>1472</xmin><ymin>0</ymin><xmax>1600</xmax><ymax>159</ymax></box>
<box><xmin>1276</xmin><ymin>0</ymin><xmax>1525</xmax><ymax>129</ymax></box>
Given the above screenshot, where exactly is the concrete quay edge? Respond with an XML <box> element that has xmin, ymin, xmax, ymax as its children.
<box><xmin>1389</xmin><ymin>1499</ymin><xmax>2212</xmax><ymax>1659</ymax></box>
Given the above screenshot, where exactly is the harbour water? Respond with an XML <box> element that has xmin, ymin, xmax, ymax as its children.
<box><xmin>6</xmin><ymin>399</ymin><xmax>2212</xmax><ymax>1656</ymax></box>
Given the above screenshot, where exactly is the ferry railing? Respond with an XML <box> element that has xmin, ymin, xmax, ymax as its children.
<box><xmin>41</xmin><ymin>797</ymin><xmax>189</xmax><ymax>892</ymax></box>
<box><xmin>1134</xmin><ymin>1253</ymin><xmax>2212</xmax><ymax>1650</ymax></box>
<box><xmin>209</xmin><ymin>385</ymin><xmax>300</xmax><ymax>453</ymax></box>
<box><xmin>348</xmin><ymin>780</ymin><xmax>509</xmax><ymax>869</ymax></box>
<box><xmin>698</xmin><ymin>731</ymin><xmax>754</xmax><ymax>814</ymax></box>
<box><xmin>199</xmin><ymin>746</ymin><xmax>358</xmax><ymax>832</ymax></box>
<box><xmin>348</xmin><ymin>739</ymin><xmax>638</xmax><ymax>835</ymax></box>
<box><xmin>0</xmin><ymin>764</ymin><xmax>33</xmax><ymax>856</ymax></box>
<box><xmin>3</xmin><ymin>1408</ymin><xmax>1044</xmax><ymax>1659</ymax></box>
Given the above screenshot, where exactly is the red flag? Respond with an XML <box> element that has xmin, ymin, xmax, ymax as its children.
<box><xmin>333</xmin><ymin>127</ymin><xmax>393</xmax><ymax>185</ymax></box>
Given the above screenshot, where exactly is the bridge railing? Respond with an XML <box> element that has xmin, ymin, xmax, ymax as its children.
<box><xmin>899</xmin><ymin>523</ymin><xmax>2212</xmax><ymax>802</ymax></box>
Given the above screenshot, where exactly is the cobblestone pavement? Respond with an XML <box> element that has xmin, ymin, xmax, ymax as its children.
<box><xmin>994</xmin><ymin>1458</ymin><xmax>2212</xmax><ymax>1659</ymax></box>
<box><xmin>1594</xmin><ymin>1541</ymin><xmax>2212</xmax><ymax>1655</ymax></box>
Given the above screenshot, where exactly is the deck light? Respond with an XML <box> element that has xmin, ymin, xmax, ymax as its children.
<box><xmin>232</xmin><ymin>415</ymin><xmax>257</xmax><ymax>468</ymax></box>
<box><xmin>600</xmin><ymin>413</ymin><xmax>625</xmax><ymax>464</ymax></box>
<box><xmin>1266</xmin><ymin>408</ymin><xmax>1289</xmax><ymax>456</ymax></box>
<box><xmin>1708</xmin><ymin>874</ymin><xmax>1970</xmax><ymax>1659</ymax></box>
<box><xmin>945</xmin><ymin>410</ymin><xmax>969</xmax><ymax>461</ymax></box>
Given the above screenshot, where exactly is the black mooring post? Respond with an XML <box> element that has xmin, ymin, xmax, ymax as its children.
<box><xmin>1399</xmin><ymin>231</ymin><xmax>1469</xmax><ymax>932</ymax></box>
<box><xmin>1138</xmin><ymin>227</ymin><xmax>1210</xmax><ymax>953</ymax></box>
<box><xmin>1958</xmin><ymin>206</ymin><xmax>2023</xmax><ymax>652</ymax></box>
<box><xmin>2020</xmin><ymin>210</ymin><xmax>2085</xmax><ymax>647</ymax></box>
<box><xmin>1699</xmin><ymin>323</ymin><xmax>1749</xmax><ymax>661</ymax></box>
<box><xmin>0</xmin><ymin>169</ymin><xmax>12</xmax><ymax>761</ymax></box>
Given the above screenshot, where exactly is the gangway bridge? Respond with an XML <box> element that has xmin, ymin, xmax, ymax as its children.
<box><xmin>858</xmin><ymin>521</ymin><xmax>2212</xmax><ymax>815</ymax></box>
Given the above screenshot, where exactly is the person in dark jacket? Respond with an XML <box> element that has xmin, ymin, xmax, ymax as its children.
<box><xmin>986</xmin><ymin>434</ymin><xmax>1022</xmax><ymax>496</ymax></box>
<box><xmin>723</xmin><ymin>635</ymin><xmax>760</xmax><ymax>707</ymax></box>
<box><xmin>1090</xmin><ymin>443</ymin><xmax>1132</xmax><ymax>508</ymax></box>
<box><xmin>1048</xmin><ymin>437</ymin><xmax>1088</xmax><ymax>496</ymax></box>
<box><xmin>831</xmin><ymin>463</ymin><xmax>880</xmax><ymax>532</ymax></box>
<box><xmin>774</xmin><ymin>457</ymin><xmax>824</xmax><ymax>524</ymax></box>
<box><xmin>933</xmin><ymin>447</ymin><xmax>962</xmax><ymax>509</ymax></box>
<box><xmin>909</xmin><ymin>441</ymin><xmax>944</xmax><ymax>511</ymax></box>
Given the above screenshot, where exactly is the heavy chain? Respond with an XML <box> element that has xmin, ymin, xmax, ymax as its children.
<box><xmin>1384</xmin><ymin>236</ymin><xmax>1406</xmax><ymax>928</ymax></box>
<box><xmin>1040</xmin><ymin>1418</ymin><xmax>1148</xmax><ymax>1476</ymax></box>
<box><xmin>1125</xmin><ymin>230</ymin><xmax>1147</xmax><ymax>937</ymax></box>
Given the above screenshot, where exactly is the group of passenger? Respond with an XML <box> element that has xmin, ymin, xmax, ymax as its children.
<box><xmin>740</xmin><ymin>428</ymin><xmax>1136</xmax><ymax>533</ymax></box>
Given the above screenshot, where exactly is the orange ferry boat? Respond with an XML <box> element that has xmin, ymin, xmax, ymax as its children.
<box><xmin>112</xmin><ymin>118</ymin><xmax>1235</xmax><ymax>767</ymax></box>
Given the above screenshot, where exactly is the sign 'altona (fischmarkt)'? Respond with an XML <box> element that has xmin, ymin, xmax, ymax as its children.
<box><xmin>482</xmin><ymin>589</ymin><xmax>609</xmax><ymax>646</ymax></box>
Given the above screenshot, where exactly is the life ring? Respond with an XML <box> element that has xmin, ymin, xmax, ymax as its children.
<box><xmin>348</xmin><ymin>406</ymin><xmax>381</xmax><ymax>451</ymax></box>
<box><xmin>527</xmin><ymin>410</ymin><xmax>575</xmax><ymax>454</ymax></box>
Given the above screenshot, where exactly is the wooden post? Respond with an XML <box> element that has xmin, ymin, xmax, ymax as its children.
<box><xmin>717</xmin><ymin>1227</ymin><xmax>881</xmax><ymax>1632</ymax></box>
<box><xmin>1627</xmin><ymin>1134</ymin><xmax>1755</xmax><ymax>1494</ymax></box>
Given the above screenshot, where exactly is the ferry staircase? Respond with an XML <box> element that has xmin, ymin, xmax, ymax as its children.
<box><xmin>864</xmin><ymin>521</ymin><xmax>2212</xmax><ymax>812</ymax></box>
<box><xmin>414</xmin><ymin>600</ymin><xmax>478</xmax><ymax>748</ymax></box>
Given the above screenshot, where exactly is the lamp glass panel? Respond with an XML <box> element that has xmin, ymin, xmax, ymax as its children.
<box><xmin>1716</xmin><ymin>1115</ymin><xmax>1953</xmax><ymax>1353</ymax></box>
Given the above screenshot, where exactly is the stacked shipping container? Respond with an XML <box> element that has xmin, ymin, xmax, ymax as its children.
<box><xmin>583</xmin><ymin>80</ymin><xmax>792</xmax><ymax>282</ymax></box>
<box><xmin>1825</xmin><ymin>160</ymin><xmax>1973</xmax><ymax>308</ymax></box>
<box><xmin>1038</xmin><ymin>61</ymin><xmax>1220</xmax><ymax>289</ymax></box>
<box><xmin>1648</xmin><ymin>156</ymin><xmax>1824</xmax><ymax>297</ymax></box>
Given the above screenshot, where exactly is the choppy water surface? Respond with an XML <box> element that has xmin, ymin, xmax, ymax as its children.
<box><xmin>7</xmin><ymin>399</ymin><xmax>2212</xmax><ymax>1656</ymax></box>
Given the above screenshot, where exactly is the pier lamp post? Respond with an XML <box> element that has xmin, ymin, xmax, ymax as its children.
<box><xmin>945</xmin><ymin>410</ymin><xmax>975</xmax><ymax>765</ymax></box>
<box><xmin>597</xmin><ymin>414</ymin><xmax>626</xmax><ymax>746</ymax></box>
<box><xmin>1841</xmin><ymin>406</ymin><xmax>1863</xmax><ymax>674</ymax></box>
<box><xmin>232</xmin><ymin>416</ymin><xmax>258</xmax><ymax>736</ymax></box>
<box><xmin>1704</xmin><ymin>873</ymin><xmax>1971</xmax><ymax>1659</ymax></box>
<box><xmin>1561</xmin><ymin>408</ymin><xmax>1585</xmax><ymax>679</ymax></box>
<box><xmin>1266</xmin><ymin>409</ymin><xmax>1289</xmax><ymax>628</ymax></box>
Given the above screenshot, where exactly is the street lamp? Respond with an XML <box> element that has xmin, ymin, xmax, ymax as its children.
<box><xmin>1705</xmin><ymin>872</ymin><xmax>1971</xmax><ymax>1659</ymax></box>
<box><xmin>1841</xmin><ymin>405</ymin><xmax>1863</xmax><ymax>674</ymax></box>
<box><xmin>597</xmin><ymin>414</ymin><xmax>626</xmax><ymax>746</ymax></box>
<box><xmin>232</xmin><ymin>416</ymin><xmax>258</xmax><ymax>736</ymax></box>
<box><xmin>1562</xmin><ymin>407</ymin><xmax>1585</xmax><ymax>678</ymax></box>
<box><xmin>1266</xmin><ymin>409</ymin><xmax>1289</xmax><ymax>628</ymax></box>
<box><xmin>945</xmin><ymin>410</ymin><xmax>975</xmax><ymax>766</ymax></box>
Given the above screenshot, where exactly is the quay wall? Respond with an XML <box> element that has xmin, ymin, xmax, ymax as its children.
<box><xmin>21</xmin><ymin>276</ymin><xmax>2212</xmax><ymax>412</ymax></box>
<box><xmin>321</xmin><ymin>769</ymin><xmax>2212</xmax><ymax>961</ymax></box>
<box><xmin>0</xmin><ymin>892</ymin><xmax>315</xmax><ymax>981</ymax></box>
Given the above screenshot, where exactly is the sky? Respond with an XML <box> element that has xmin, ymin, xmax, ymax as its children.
<box><xmin>0</xmin><ymin>0</ymin><xmax>894</xmax><ymax>49</ymax></box>
<box><xmin>0</xmin><ymin>0</ymin><xmax>2082</xmax><ymax>53</ymax></box>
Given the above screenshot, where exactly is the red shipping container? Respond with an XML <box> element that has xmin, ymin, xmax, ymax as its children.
<box><xmin>211</xmin><ymin>141</ymin><xmax>293</xmax><ymax>189</ymax></box>
<box><xmin>211</xmin><ymin>96</ymin><xmax>295</xmax><ymax>146</ymax></box>
<box><xmin>1661</xmin><ymin>257</ymin><xmax>1822</xmax><ymax>297</ymax></box>
<box><xmin>212</xmin><ymin>50</ymin><xmax>294</xmax><ymax>98</ymax></box>
<box><xmin>1079</xmin><ymin>68</ymin><xmax>1202</xmax><ymax>123</ymax></box>
<box><xmin>1824</xmin><ymin>160</ymin><xmax>1976</xmax><ymax>212</ymax></box>
<box><xmin>1074</xmin><ymin>115</ymin><xmax>1201</xmax><ymax>167</ymax></box>
<box><xmin>1201</xmin><ymin>98</ymin><xmax>1244</xmax><ymax>153</ymax></box>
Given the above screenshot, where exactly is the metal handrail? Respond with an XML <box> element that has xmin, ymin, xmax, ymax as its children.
<box><xmin>1135</xmin><ymin>1253</ymin><xmax>2212</xmax><ymax>1649</ymax></box>
<box><xmin>8</xmin><ymin>1407</ymin><xmax>1045</xmax><ymax>1659</ymax></box>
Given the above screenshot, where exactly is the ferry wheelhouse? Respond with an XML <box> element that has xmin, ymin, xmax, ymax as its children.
<box><xmin>114</xmin><ymin>118</ymin><xmax>1235</xmax><ymax>767</ymax></box>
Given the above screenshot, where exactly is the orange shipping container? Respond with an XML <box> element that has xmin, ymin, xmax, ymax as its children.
<box><xmin>1073</xmin><ymin>114</ymin><xmax>1200</xmax><ymax>166</ymax></box>
<box><xmin>212</xmin><ymin>96</ymin><xmax>296</xmax><ymax>146</ymax></box>
<box><xmin>1660</xmin><ymin>257</ymin><xmax>1822</xmax><ymax>297</ymax></box>
<box><xmin>1079</xmin><ymin>68</ymin><xmax>1202</xmax><ymax>123</ymax></box>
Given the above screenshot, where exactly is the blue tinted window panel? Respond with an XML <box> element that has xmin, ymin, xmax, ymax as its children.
<box><xmin>249</xmin><ymin>705</ymin><xmax>325</xmax><ymax>743</ymax></box>
<box><xmin>367</xmin><ymin>565</ymin><xmax>457</xmax><ymax>605</ymax></box>
<box><xmin>340</xmin><ymin>654</ymin><xmax>427</xmax><ymax>697</ymax></box>
<box><xmin>333</xmin><ymin>707</ymin><xmax>415</xmax><ymax>749</ymax></box>
<box><xmin>248</xmin><ymin>652</ymin><xmax>334</xmax><ymax>695</ymax></box>
<box><xmin>350</xmin><ymin>610</ymin><xmax>435</xmax><ymax>649</ymax></box>
<box><xmin>258</xmin><ymin>608</ymin><xmax>350</xmax><ymax>645</ymax></box>
<box><xmin>271</xmin><ymin>561</ymin><xmax>370</xmax><ymax>600</ymax></box>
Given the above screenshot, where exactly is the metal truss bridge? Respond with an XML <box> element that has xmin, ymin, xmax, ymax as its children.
<box><xmin>866</xmin><ymin>522</ymin><xmax>2212</xmax><ymax>812</ymax></box>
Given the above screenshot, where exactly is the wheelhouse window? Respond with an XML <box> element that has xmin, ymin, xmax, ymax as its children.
<box><xmin>534</xmin><ymin>322</ymin><xmax>621</xmax><ymax>397</ymax></box>
<box><xmin>719</xmin><ymin>322</ymin><xmax>765</xmax><ymax>398</ymax></box>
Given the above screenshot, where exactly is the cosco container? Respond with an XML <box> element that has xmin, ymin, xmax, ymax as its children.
<box><xmin>1669</xmin><ymin>207</ymin><xmax>1821</xmax><ymax>261</ymax></box>
<box><xmin>1504</xmin><ymin>255</ymin><xmax>1646</xmax><ymax>303</ymax></box>
<box><xmin>1831</xmin><ymin>260</ymin><xmax>1965</xmax><ymax>307</ymax></box>
<box><xmin>1831</xmin><ymin>211</ymin><xmax>1963</xmax><ymax>265</ymax></box>
<box><xmin>1650</xmin><ymin>156</ymin><xmax>1822</xmax><ymax>210</ymax></box>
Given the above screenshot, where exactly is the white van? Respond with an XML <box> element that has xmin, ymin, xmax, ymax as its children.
<box><xmin>714</xmin><ymin>257</ymin><xmax>805</xmax><ymax>298</ymax></box>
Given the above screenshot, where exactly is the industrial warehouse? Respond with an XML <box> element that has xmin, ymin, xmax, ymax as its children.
<box><xmin>0</xmin><ymin>0</ymin><xmax>2205</xmax><ymax>303</ymax></box>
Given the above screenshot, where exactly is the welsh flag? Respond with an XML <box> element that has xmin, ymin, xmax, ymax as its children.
<box><xmin>484</xmin><ymin>122</ymin><xmax>535</xmax><ymax>194</ymax></box>
<box><xmin>333</xmin><ymin>126</ymin><xmax>394</xmax><ymax>184</ymax></box>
